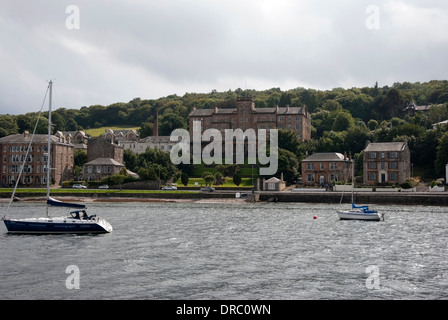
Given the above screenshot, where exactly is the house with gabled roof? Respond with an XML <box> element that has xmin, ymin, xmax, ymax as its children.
<box><xmin>301</xmin><ymin>152</ymin><xmax>353</xmax><ymax>187</ymax></box>
<box><xmin>83</xmin><ymin>157</ymin><xmax>125</xmax><ymax>182</ymax></box>
<box><xmin>363</xmin><ymin>141</ymin><xmax>411</xmax><ymax>185</ymax></box>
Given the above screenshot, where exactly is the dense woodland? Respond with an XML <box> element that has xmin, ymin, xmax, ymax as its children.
<box><xmin>2</xmin><ymin>80</ymin><xmax>448</xmax><ymax>183</ymax></box>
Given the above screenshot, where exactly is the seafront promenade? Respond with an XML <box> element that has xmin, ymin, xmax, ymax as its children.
<box><xmin>1</xmin><ymin>189</ymin><xmax>448</xmax><ymax>206</ymax></box>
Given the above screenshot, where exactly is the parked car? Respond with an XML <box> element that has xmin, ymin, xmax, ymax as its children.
<box><xmin>98</xmin><ymin>184</ymin><xmax>109</xmax><ymax>189</ymax></box>
<box><xmin>162</xmin><ymin>186</ymin><xmax>177</xmax><ymax>190</ymax></box>
<box><xmin>201</xmin><ymin>186</ymin><xmax>215</xmax><ymax>192</ymax></box>
<box><xmin>72</xmin><ymin>184</ymin><xmax>87</xmax><ymax>189</ymax></box>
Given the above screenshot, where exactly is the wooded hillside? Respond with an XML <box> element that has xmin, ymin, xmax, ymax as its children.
<box><xmin>2</xmin><ymin>80</ymin><xmax>448</xmax><ymax>181</ymax></box>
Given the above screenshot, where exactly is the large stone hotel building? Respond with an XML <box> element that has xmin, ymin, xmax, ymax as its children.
<box><xmin>188</xmin><ymin>97</ymin><xmax>311</xmax><ymax>141</ymax></box>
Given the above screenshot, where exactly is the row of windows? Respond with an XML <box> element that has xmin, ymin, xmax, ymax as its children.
<box><xmin>194</xmin><ymin>115</ymin><xmax>303</xmax><ymax>123</ymax></box>
<box><xmin>2</xmin><ymin>145</ymin><xmax>48</xmax><ymax>153</ymax></box>
<box><xmin>3</xmin><ymin>155</ymin><xmax>48</xmax><ymax>163</ymax></box>
<box><xmin>368</xmin><ymin>152</ymin><xmax>399</xmax><ymax>159</ymax></box>
<box><xmin>86</xmin><ymin>166</ymin><xmax>113</xmax><ymax>174</ymax></box>
<box><xmin>122</xmin><ymin>144</ymin><xmax>174</xmax><ymax>151</ymax></box>
<box><xmin>305</xmin><ymin>163</ymin><xmax>340</xmax><ymax>170</ymax></box>
<box><xmin>367</xmin><ymin>162</ymin><xmax>398</xmax><ymax>169</ymax></box>
<box><xmin>306</xmin><ymin>174</ymin><xmax>339</xmax><ymax>182</ymax></box>
<box><xmin>367</xmin><ymin>172</ymin><xmax>398</xmax><ymax>181</ymax></box>
<box><xmin>2</xmin><ymin>175</ymin><xmax>48</xmax><ymax>185</ymax></box>
<box><xmin>202</xmin><ymin>124</ymin><xmax>302</xmax><ymax>131</ymax></box>
<box><xmin>2</xmin><ymin>165</ymin><xmax>48</xmax><ymax>174</ymax></box>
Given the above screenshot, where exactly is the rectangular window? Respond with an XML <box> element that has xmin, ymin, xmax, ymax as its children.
<box><xmin>307</xmin><ymin>163</ymin><xmax>315</xmax><ymax>170</ymax></box>
<box><xmin>369</xmin><ymin>172</ymin><xmax>376</xmax><ymax>181</ymax></box>
<box><xmin>369</xmin><ymin>152</ymin><xmax>377</xmax><ymax>159</ymax></box>
<box><xmin>390</xmin><ymin>152</ymin><xmax>398</xmax><ymax>159</ymax></box>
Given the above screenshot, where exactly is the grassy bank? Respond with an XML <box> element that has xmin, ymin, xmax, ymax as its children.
<box><xmin>84</xmin><ymin>125</ymin><xmax>139</xmax><ymax>138</ymax></box>
<box><xmin>0</xmin><ymin>188</ymin><xmax>196</xmax><ymax>195</ymax></box>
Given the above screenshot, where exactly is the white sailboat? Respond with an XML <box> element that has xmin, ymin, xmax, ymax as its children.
<box><xmin>336</xmin><ymin>161</ymin><xmax>384</xmax><ymax>221</ymax></box>
<box><xmin>2</xmin><ymin>81</ymin><xmax>113</xmax><ymax>234</ymax></box>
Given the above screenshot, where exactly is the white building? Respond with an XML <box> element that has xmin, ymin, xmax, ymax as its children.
<box><xmin>119</xmin><ymin>136</ymin><xmax>177</xmax><ymax>154</ymax></box>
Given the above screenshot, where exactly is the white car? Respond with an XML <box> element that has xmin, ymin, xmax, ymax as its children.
<box><xmin>72</xmin><ymin>184</ymin><xmax>87</xmax><ymax>189</ymax></box>
<box><xmin>162</xmin><ymin>186</ymin><xmax>177</xmax><ymax>190</ymax></box>
<box><xmin>98</xmin><ymin>184</ymin><xmax>109</xmax><ymax>189</ymax></box>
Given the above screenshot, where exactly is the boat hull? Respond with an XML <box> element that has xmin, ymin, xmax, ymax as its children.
<box><xmin>3</xmin><ymin>217</ymin><xmax>113</xmax><ymax>234</ymax></box>
<box><xmin>337</xmin><ymin>210</ymin><xmax>384</xmax><ymax>221</ymax></box>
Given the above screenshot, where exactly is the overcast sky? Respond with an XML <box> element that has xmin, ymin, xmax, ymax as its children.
<box><xmin>1</xmin><ymin>0</ymin><xmax>448</xmax><ymax>115</ymax></box>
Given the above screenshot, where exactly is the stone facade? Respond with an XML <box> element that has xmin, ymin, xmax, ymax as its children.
<box><xmin>0</xmin><ymin>131</ymin><xmax>75</xmax><ymax>187</ymax></box>
<box><xmin>363</xmin><ymin>141</ymin><xmax>411</xmax><ymax>186</ymax></box>
<box><xmin>301</xmin><ymin>152</ymin><xmax>353</xmax><ymax>187</ymax></box>
<box><xmin>188</xmin><ymin>97</ymin><xmax>311</xmax><ymax>141</ymax></box>
<box><xmin>87</xmin><ymin>137</ymin><xmax>124</xmax><ymax>163</ymax></box>
<box><xmin>83</xmin><ymin>158</ymin><xmax>124</xmax><ymax>181</ymax></box>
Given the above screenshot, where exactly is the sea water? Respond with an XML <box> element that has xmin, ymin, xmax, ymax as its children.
<box><xmin>1</xmin><ymin>200</ymin><xmax>447</xmax><ymax>300</ymax></box>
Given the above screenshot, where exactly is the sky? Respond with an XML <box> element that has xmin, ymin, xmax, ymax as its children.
<box><xmin>1</xmin><ymin>0</ymin><xmax>448</xmax><ymax>115</ymax></box>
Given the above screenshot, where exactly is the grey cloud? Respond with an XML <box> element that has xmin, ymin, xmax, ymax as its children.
<box><xmin>1</xmin><ymin>0</ymin><xmax>448</xmax><ymax>114</ymax></box>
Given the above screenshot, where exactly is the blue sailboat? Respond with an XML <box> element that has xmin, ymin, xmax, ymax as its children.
<box><xmin>2</xmin><ymin>81</ymin><xmax>112</xmax><ymax>234</ymax></box>
<box><xmin>336</xmin><ymin>162</ymin><xmax>384</xmax><ymax>221</ymax></box>
<box><xmin>337</xmin><ymin>203</ymin><xmax>384</xmax><ymax>221</ymax></box>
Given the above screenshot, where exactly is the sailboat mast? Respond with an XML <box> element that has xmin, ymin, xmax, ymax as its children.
<box><xmin>46</xmin><ymin>80</ymin><xmax>52</xmax><ymax>216</ymax></box>
<box><xmin>351</xmin><ymin>158</ymin><xmax>354</xmax><ymax>204</ymax></box>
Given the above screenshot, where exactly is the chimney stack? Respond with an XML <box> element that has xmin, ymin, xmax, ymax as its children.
<box><xmin>153</xmin><ymin>109</ymin><xmax>159</xmax><ymax>137</ymax></box>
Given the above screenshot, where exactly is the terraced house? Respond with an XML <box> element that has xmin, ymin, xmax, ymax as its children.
<box><xmin>363</xmin><ymin>141</ymin><xmax>411</xmax><ymax>186</ymax></box>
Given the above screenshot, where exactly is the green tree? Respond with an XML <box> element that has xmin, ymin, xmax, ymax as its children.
<box><xmin>0</xmin><ymin>115</ymin><xmax>19</xmax><ymax>137</ymax></box>
<box><xmin>214</xmin><ymin>172</ymin><xmax>225</xmax><ymax>185</ymax></box>
<box><xmin>159</xmin><ymin>112</ymin><xmax>187</xmax><ymax>136</ymax></box>
<box><xmin>435</xmin><ymin>131</ymin><xmax>448</xmax><ymax>176</ymax></box>
<box><xmin>233</xmin><ymin>172</ymin><xmax>242</xmax><ymax>186</ymax></box>
<box><xmin>276</xmin><ymin>148</ymin><xmax>300</xmax><ymax>183</ymax></box>
<box><xmin>278</xmin><ymin>129</ymin><xmax>301</xmax><ymax>156</ymax></box>
<box><xmin>138</xmin><ymin>121</ymin><xmax>154</xmax><ymax>139</ymax></box>
<box><xmin>74</xmin><ymin>149</ymin><xmax>87</xmax><ymax>167</ymax></box>
<box><xmin>321</xmin><ymin>100</ymin><xmax>342</xmax><ymax>112</ymax></box>
<box><xmin>367</xmin><ymin>119</ymin><xmax>378</xmax><ymax>130</ymax></box>
<box><xmin>331</xmin><ymin>111</ymin><xmax>355</xmax><ymax>132</ymax></box>
<box><xmin>202</xmin><ymin>171</ymin><xmax>215</xmax><ymax>186</ymax></box>
<box><xmin>344</xmin><ymin>125</ymin><xmax>371</xmax><ymax>154</ymax></box>
<box><xmin>181</xmin><ymin>172</ymin><xmax>189</xmax><ymax>186</ymax></box>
